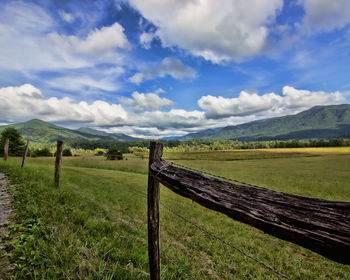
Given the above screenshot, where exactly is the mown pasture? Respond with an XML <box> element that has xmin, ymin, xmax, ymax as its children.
<box><xmin>0</xmin><ymin>147</ymin><xmax>349</xmax><ymax>279</ymax></box>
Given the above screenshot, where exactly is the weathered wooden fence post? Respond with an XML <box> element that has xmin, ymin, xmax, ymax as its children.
<box><xmin>3</xmin><ymin>138</ymin><xmax>9</xmax><ymax>161</ymax></box>
<box><xmin>54</xmin><ymin>140</ymin><xmax>64</xmax><ymax>187</ymax></box>
<box><xmin>147</xmin><ymin>141</ymin><xmax>163</xmax><ymax>280</ymax></box>
<box><xmin>21</xmin><ymin>140</ymin><xmax>30</xmax><ymax>168</ymax></box>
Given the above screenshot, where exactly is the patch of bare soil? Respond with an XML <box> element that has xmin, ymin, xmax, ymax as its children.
<box><xmin>0</xmin><ymin>173</ymin><xmax>12</xmax><ymax>279</ymax></box>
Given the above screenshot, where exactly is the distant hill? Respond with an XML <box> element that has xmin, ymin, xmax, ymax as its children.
<box><xmin>180</xmin><ymin>104</ymin><xmax>350</xmax><ymax>140</ymax></box>
<box><xmin>76</xmin><ymin>127</ymin><xmax>138</xmax><ymax>141</ymax></box>
<box><xmin>0</xmin><ymin>119</ymin><xmax>140</xmax><ymax>143</ymax></box>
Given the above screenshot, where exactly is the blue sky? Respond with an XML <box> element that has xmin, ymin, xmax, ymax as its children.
<box><xmin>0</xmin><ymin>0</ymin><xmax>349</xmax><ymax>138</ymax></box>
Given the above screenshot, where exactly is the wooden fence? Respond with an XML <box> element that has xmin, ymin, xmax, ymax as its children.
<box><xmin>2</xmin><ymin>139</ymin><xmax>63</xmax><ymax>187</ymax></box>
<box><xmin>147</xmin><ymin>141</ymin><xmax>350</xmax><ymax>279</ymax></box>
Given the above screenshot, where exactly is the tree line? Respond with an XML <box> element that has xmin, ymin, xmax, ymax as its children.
<box><xmin>1</xmin><ymin>127</ymin><xmax>350</xmax><ymax>157</ymax></box>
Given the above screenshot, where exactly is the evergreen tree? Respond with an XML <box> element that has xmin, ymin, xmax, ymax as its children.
<box><xmin>0</xmin><ymin>127</ymin><xmax>25</xmax><ymax>156</ymax></box>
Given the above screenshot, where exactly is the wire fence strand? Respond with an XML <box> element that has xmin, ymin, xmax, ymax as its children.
<box><xmin>66</xmin><ymin>177</ymin><xmax>197</xmax><ymax>279</ymax></box>
<box><xmin>160</xmin><ymin>248</ymin><xmax>198</xmax><ymax>280</ymax></box>
<box><xmin>168</xmin><ymin>161</ymin><xmax>272</xmax><ymax>191</ymax></box>
<box><xmin>159</xmin><ymin>201</ymin><xmax>292</xmax><ymax>280</ymax></box>
<box><xmin>66</xmin><ymin>160</ymin><xmax>292</xmax><ymax>279</ymax></box>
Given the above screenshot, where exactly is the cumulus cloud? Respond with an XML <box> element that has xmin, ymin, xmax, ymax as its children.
<box><xmin>48</xmin><ymin>22</ymin><xmax>131</xmax><ymax>56</ymax></box>
<box><xmin>299</xmin><ymin>0</ymin><xmax>350</xmax><ymax>32</ymax></box>
<box><xmin>128</xmin><ymin>57</ymin><xmax>197</xmax><ymax>84</ymax></box>
<box><xmin>0</xmin><ymin>84</ymin><xmax>346</xmax><ymax>138</ymax></box>
<box><xmin>119</xmin><ymin>91</ymin><xmax>174</xmax><ymax>112</ymax></box>
<box><xmin>0</xmin><ymin>84</ymin><xmax>206</xmax><ymax>133</ymax></box>
<box><xmin>0</xmin><ymin>84</ymin><xmax>127</xmax><ymax>125</ymax></box>
<box><xmin>198</xmin><ymin>86</ymin><xmax>345</xmax><ymax>119</ymax></box>
<box><xmin>127</xmin><ymin>0</ymin><xmax>283</xmax><ymax>63</ymax></box>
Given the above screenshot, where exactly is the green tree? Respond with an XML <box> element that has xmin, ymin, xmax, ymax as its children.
<box><xmin>0</xmin><ymin>127</ymin><xmax>25</xmax><ymax>156</ymax></box>
<box><xmin>62</xmin><ymin>148</ymin><xmax>73</xmax><ymax>156</ymax></box>
<box><xmin>33</xmin><ymin>148</ymin><xmax>53</xmax><ymax>157</ymax></box>
<box><xmin>105</xmin><ymin>147</ymin><xmax>123</xmax><ymax>160</ymax></box>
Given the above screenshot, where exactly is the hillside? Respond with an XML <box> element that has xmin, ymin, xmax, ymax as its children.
<box><xmin>181</xmin><ymin>104</ymin><xmax>350</xmax><ymax>140</ymax></box>
<box><xmin>0</xmin><ymin>119</ymin><xmax>139</xmax><ymax>143</ymax></box>
<box><xmin>76</xmin><ymin>127</ymin><xmax>138</xmax><ymax>141</ymax></box>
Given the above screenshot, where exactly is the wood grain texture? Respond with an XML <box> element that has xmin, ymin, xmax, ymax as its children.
<box><xmin>148</xmin><ymin>142</ymin><xmax>163</xmax><ymax>280</ymax></box>
<box><xmin>150</xmin><ymin>159</ymin><xmax>350</xmax><ymax>264</ymax></box>
<box><xmin>54</xmin><ymin>140</ymin><xmax>64</xmax><ymax>187</ymax></box>
<box><xmin>3</xmin><ymin>138</ymin><xmax>8</xmax><ymax>161</ymax></box>
<box><xmin>21</xmin><ymin>140</ymin><xmax>30</xmax><ymax>168</ymax></box>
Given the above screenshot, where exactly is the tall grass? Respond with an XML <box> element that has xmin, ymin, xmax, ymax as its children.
<box><xmin>0</xmin><ymin>148</ymin><xmax>349</xmax><ymax>279</ymax></box>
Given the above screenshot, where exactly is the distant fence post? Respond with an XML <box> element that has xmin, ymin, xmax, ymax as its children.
<box><xmin>54</xmin><ymin>140</ymin><xmax>64</xmax><ymax>187</ymax></box>
<box><xmin>21</xmin><ymin>140</ymin><xmax>30</xmax><ymax>168</ymax></box>
<box><xmin>147</xmin><ymin>141</ymin><xmax>163</xmax><ymax>280</ymax></box>
<box><xmin>4</xmin><ymin>138</ymin><xmax>9</xmax><ymax>161</ymax></box>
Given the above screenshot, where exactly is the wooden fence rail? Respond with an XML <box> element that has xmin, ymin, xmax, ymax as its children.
<box><xmin>147</xmin><ymin>142</ymin><xmax>350</xmax><ymax>274</ymax></box>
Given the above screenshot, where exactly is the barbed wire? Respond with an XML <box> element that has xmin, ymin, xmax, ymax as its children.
<box><xmin>168</xmin><ymin>161</ymin><xmax>271</xmax><ymax>191</ymax></box>
<box><xmin>67</xmin><ymin>179</ymin><xmax>197</xmax><ymax>279</ymax></box>
<box><xmin>67</xmin><ymin>182</ymin><xmax>143</xmax><ymax>234</ymax></box>
<box><xmin>160</xmin><ymin>247</ymin><xmax>198</xmax><ymax>280</ymax></box>
<box><xmin>159</xmin><ymin>201</ymin><xmax>292</xmax><ymax>280</ymax></box>
<box><xmin>128</xmin><ymin>153</ymin><xmax>272</xmax><ymax>191</ymax></box>
<box><xmin>67</xmin><ymin>163</ymin><xmax>291</xmax><ymax>279</ymax></box>
<box><xmin>67</xmin><ymin>167</ymin><xmax>148</xmax><ymax>199</ymax></box>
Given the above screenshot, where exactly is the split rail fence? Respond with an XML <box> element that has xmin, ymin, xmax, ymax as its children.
<box><xmin>2</xmin><ymin>139</ymin><xmax>350</xmax><ymax>279</ymax></box>
<box><xmin>147</xmin><ymin>141</ymin><xmax>350</xmax><ymax>279</ymax></box>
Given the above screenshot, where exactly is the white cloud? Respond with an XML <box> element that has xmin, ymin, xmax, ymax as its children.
<box><xmin>0</xmin><ymin>1</ymin><xmax>131</xmax><ymax>95</ymax></box>
<box><xmin>0</xmin><ymin>84</ymin><xmax>346</xmax><ymax>138</ymax></box>
<box><xmin>198</xmin><ymin>86</ymin><xmax>345</xmax><ymax>119</ymax></box>
<box><xmin>58</xmin><ymin>10</ymin><xmax>74</xmax><ymax>23</ymax></box>
<box><xmin>0</xmin><ymin>1</ymin><xmax>71</xmax><ymax>71</ymax></box>
<box><xmin>299</xmin><ymin>0</ymin><xmax>350</xmax><ymax>32</ymax></box>
<box><xmin>48</xmin><ymin>22</ymin><xmax>131</xmax><ymax>56</ymax></box>
<box><xmin>139</xmin><ymin>32</ymin><xmax>155</xmax><ymax>49</ymax></box>
<box><xmin>0</xmin><ymin>84</ymin><xmax>205</xmax><ymax>133</ymax></box>
<box><xmin>199</xmin><ymin>91</ymin><xmax>282</xmax><ymax>119</ymax></box>
<box><xmin>0</xmin><ymin>1</ymin><xmax>136</xmax><ymax>107</ymax></box>
<box><xmin>103</xmin><ymin>126</ymin><xmax>194</xmax><ymax>139</ymax></box>
<box><xmin>128</xmin><ymin>57</ymin><xmax>197</xmax><ymax>84</ymax></box>
<box><xmin>46</xmin><ymin>66</ymin><xmax>125</xmax><ymax>93</ymax></box>
<box><xmin>127</xmin><ymin>0</ymin><xmax>283</xmax><ymax>63</ymax></box>
<box><xmin>0</xmin><ymin>84</ymin><xmax>127</xmax><ymax>125</ymax></box>
<box><xmin>119</xmin><ymin>91</ymin><xmax>174</xmax><ymax>112</ymax></box>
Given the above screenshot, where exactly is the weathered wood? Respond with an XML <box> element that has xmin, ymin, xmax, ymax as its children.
<box><xmin>54</xmin><ymin>140</ymin><xmax>64</xmax><ymax>187</ymax></box>
<box><xmin>21</xmin><ymin>140</ymin><xmax>30</xmax><ymax>168</ymax></box>
<box><xmin>150</xmin><ymin>159</ymin><xmax>350</xmax><ymax>264</ymax></box>
<box><xmin>148</xmin><ymin>142</ymin><xmax>163</xmax><ymax>280</ymax></box>
<box><xmin>3</xmin><ymin>138</ymin><xmax>8</xmax><ymax>161</ymax></box>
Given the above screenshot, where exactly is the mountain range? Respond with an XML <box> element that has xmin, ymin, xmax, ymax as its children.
<box><xmin>180</xmin><ymin>104</ymin><xmax>350</xmax><ymax>140</ymax></box>
<box><xmin>0</xmin><ymin>119</ymin><xmax>139</xmax><ymax>143</ymax></box>
<box><xmin>0</xmin><ymin>104</ymin><xmax>349</xmax><ymax>143</ymax></box>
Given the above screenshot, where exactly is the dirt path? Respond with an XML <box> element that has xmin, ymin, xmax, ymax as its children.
<box><xmin>0</xmin><ymin>173</ymin><xmax>11</xmax><ymax>279</ymax></box>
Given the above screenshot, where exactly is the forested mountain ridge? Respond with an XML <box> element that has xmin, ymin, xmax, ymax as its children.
<box><xmin>180</xmin><ymin>104</ymin><xmax>350</xmax><ymax>140</ymax></box>
<box><xmin>0</xmin><ymin>119</ymin><xmax>139</xmax><ymax>143</ymax></box>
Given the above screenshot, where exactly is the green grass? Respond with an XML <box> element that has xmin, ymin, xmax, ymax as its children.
<box><xmin>0</xmin><ymin>148</ymin><xmax>350</xmax><ymax>279</ymax></box>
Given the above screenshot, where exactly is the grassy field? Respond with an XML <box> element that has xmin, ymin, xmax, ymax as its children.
<box><xmin>0</xmin><ymin>147</ymin><xmax>349</xmax><ymax>279</ymax></box>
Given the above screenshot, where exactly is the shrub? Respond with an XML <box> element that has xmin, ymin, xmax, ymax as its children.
<box><xmin>62</xmin><ymin>148</ymin><xmax>73</xmax><ymax>156</ymax></box>
<box><xmin>105</xmin><ymin>147</ymin><xmax>123</xmax><ymax>160</ymax></box>
<box><xmin>31</xmin><ymin>148</ymin><xmax>52</xmax><ymax>157</ymax></box>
